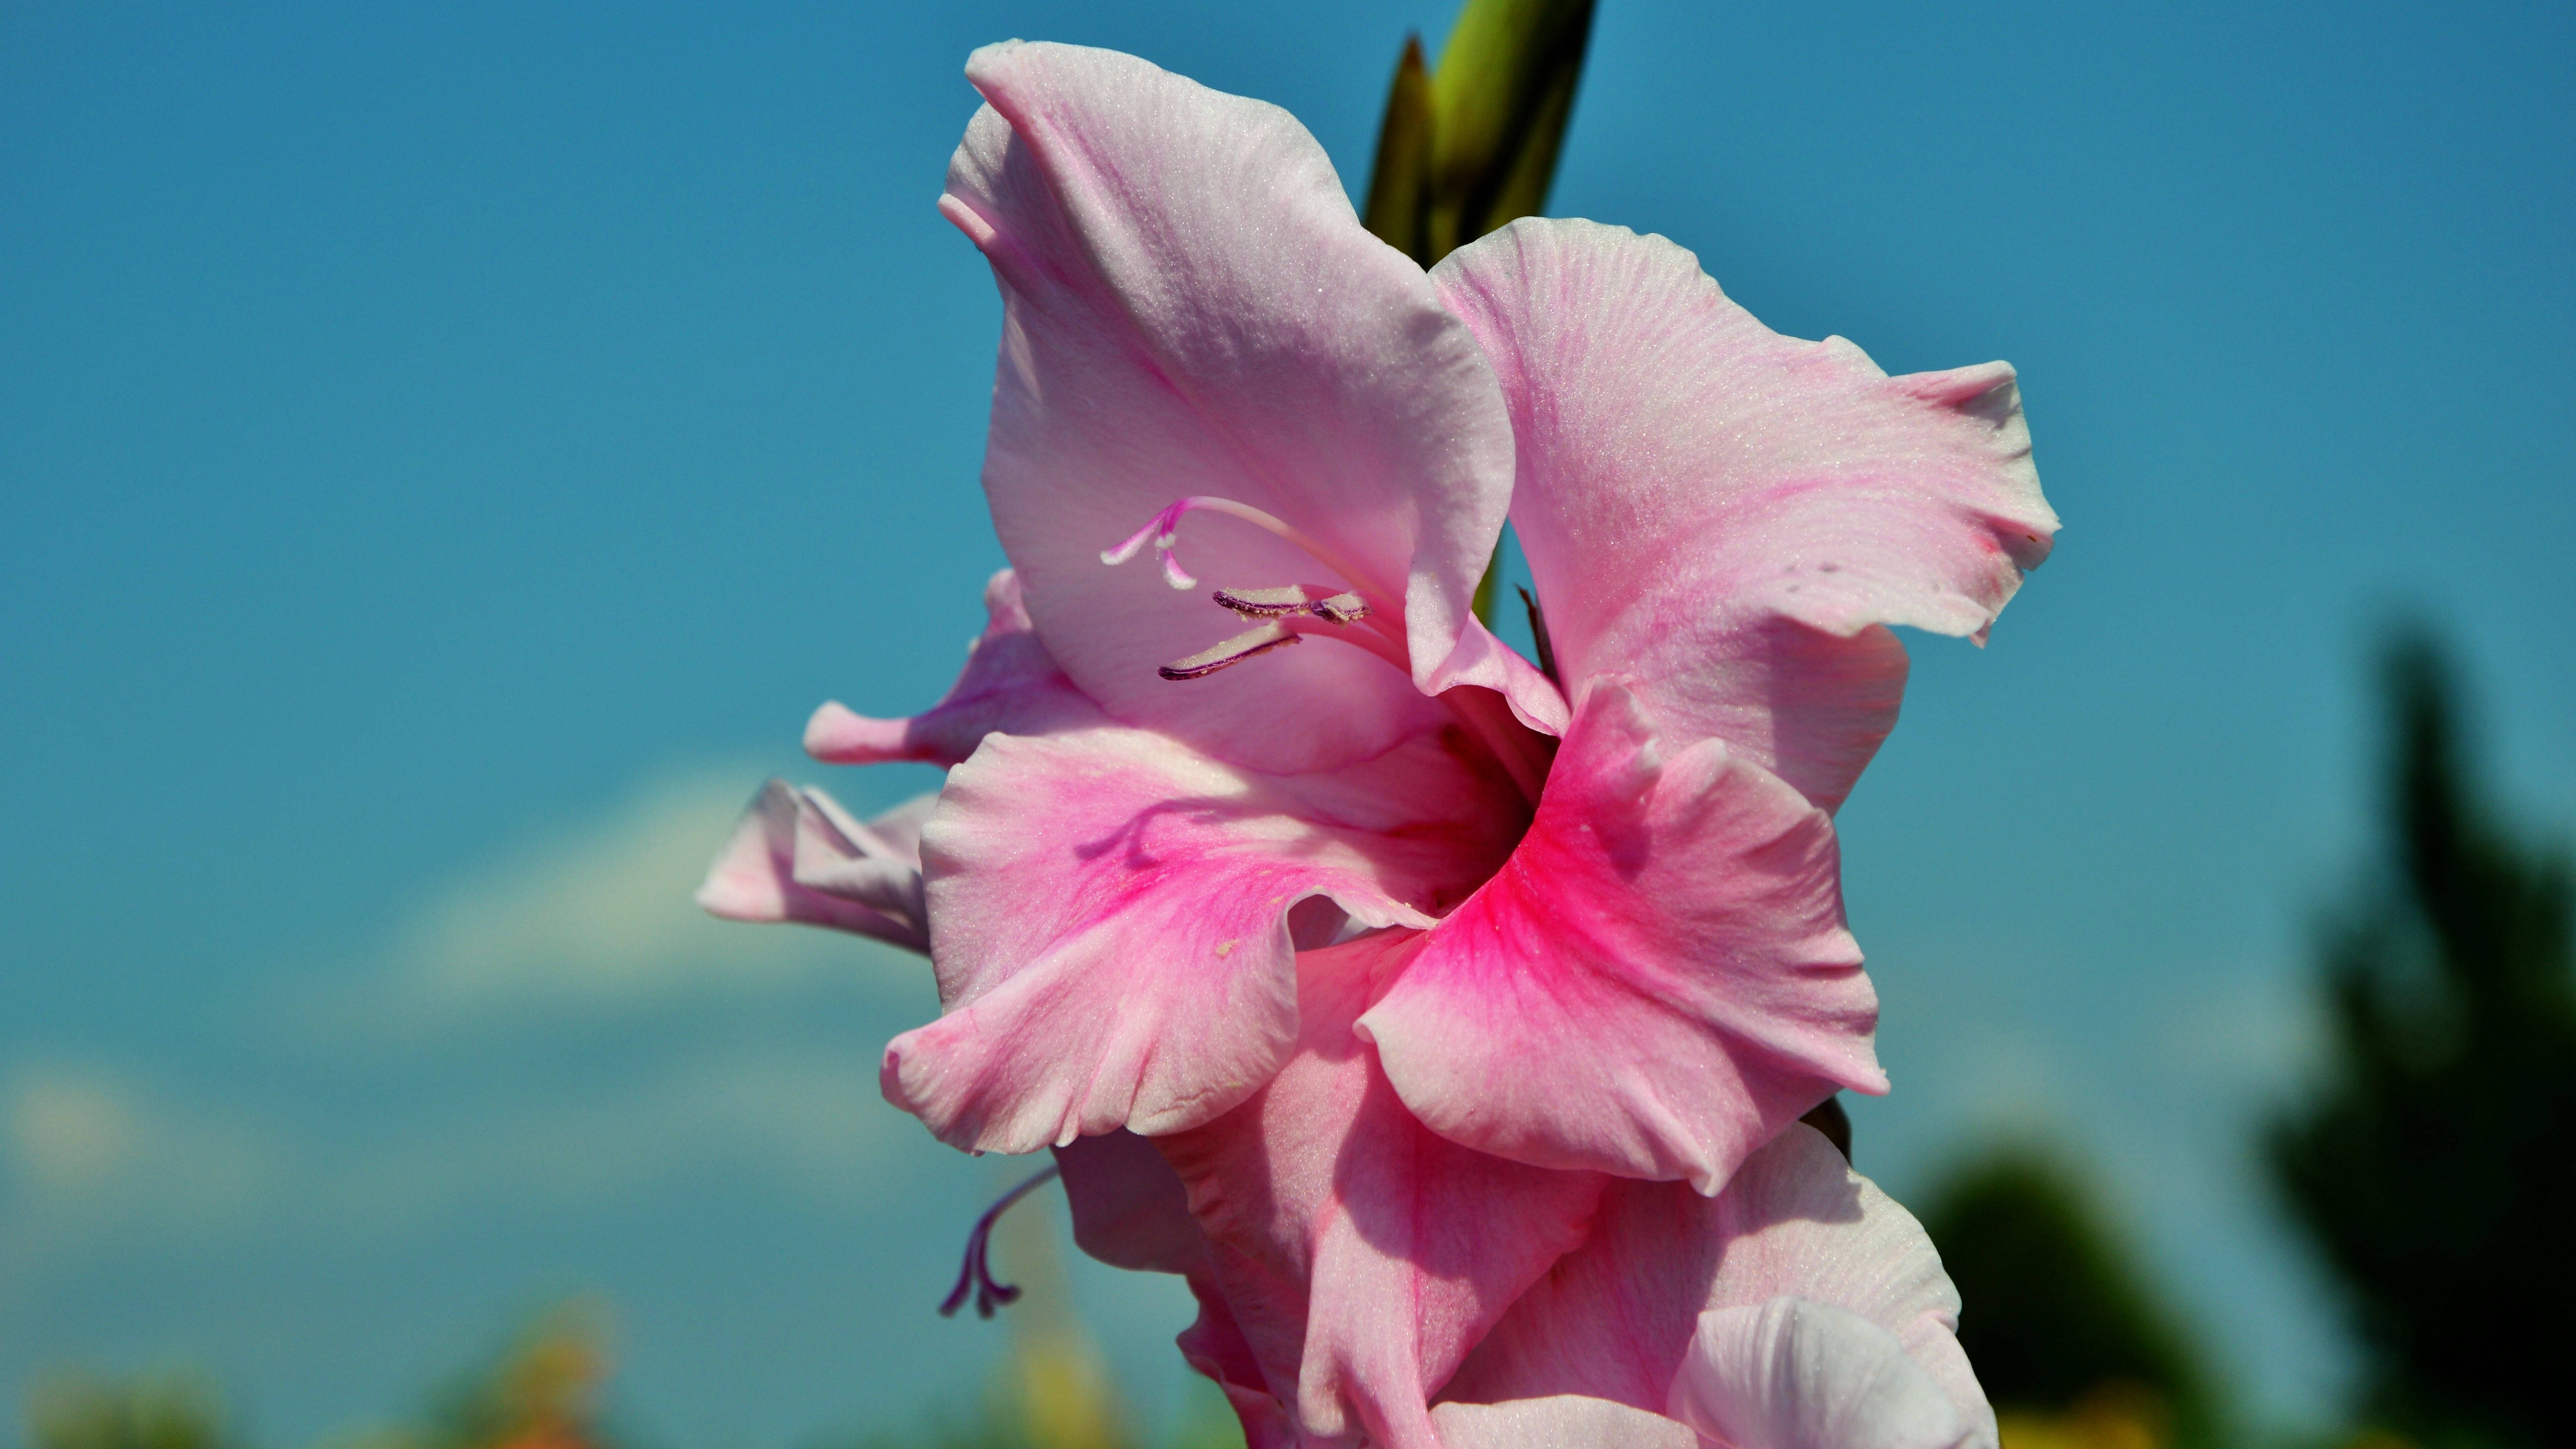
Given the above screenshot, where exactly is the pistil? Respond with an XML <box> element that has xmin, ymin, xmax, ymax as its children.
<box><xmin>936</xmin><ymin>1163</ymin><xmax>1060</xmax><ymax>1319</ymax></box>
<box><xmin>1100</xmin><ymin>497</ymin><xmax>1385</xmax><ymax>604</ymax></box>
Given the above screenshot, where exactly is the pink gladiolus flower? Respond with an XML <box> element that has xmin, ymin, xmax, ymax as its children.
<box><xmin>826</xmin><ymin>38</ymin><xmax>2053</xmax><ymax>1185</ymax></box>
<box><xmin>704</xmin><ymin>36</ymin><xmax>2053</xmax><ymax>1448</ymax></box>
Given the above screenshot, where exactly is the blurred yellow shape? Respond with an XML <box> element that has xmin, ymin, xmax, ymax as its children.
<box><xmin>1997</xmin><ymin>1381</ymin><xmax>2168</xmax><ymax>1449</ymax></box>
<box><xmin>1006</xmin><ymin>1331</ymin><xmax>1122</xmax><ymax>1449</ymax></box>
<box><xmin>989</xmin><ymin>1168</ymin><xmax>1129</xmax><ymax>1449</ymax></box>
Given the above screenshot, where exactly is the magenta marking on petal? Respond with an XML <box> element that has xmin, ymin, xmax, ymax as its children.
<box><xmin>1160</xmin><ymin>620</ymin><xmax>1301</xmax><ymax>680</ymax></box>
<box><xmin>937</xmin><ymin>1162</ymin><xmax>1062</xmax><ymax>1320</ymax></box>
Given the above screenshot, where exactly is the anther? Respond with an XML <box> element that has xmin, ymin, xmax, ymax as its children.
<box><xmin>1159</xmin><ymin>621</ymin><xmax>1301</xmax><ymax>680</ymax></box>
<box><xmin>1210</xmin><ymin>585</ymin><xmax>1372</xmax><ymax>625</ymax></box>
<box><xmin>937</xmin><ymin>1163</ymin><xmax>1060</xmax><ymax>1319</ymax></box>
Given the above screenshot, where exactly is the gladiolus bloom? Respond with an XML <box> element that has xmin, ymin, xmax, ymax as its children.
<box><xmin>704</xmin><ymin>37</ymin><xmax>2054</xmax><ymax>1449</ymax></box>
<box><xmin>822</xmin><ymin>40</ymin><xmax>2052</xmax><ymax>1189</ymax></box>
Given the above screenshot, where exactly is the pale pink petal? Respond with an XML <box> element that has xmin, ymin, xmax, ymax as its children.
<box><xmin>1691</xmin><ymin>1126</ymin><xmax>1992</xmax><ymax>1443</ymax></box>
<box><xmin>696</xmin><ymin>780</ymin><xmax>932</xmax><ymax>953</ymax></box>
<box><xmin>883</xmin><ymin>720</ymin><xmax>1525</xmax><ymax>1153</ymax></box>
<box><xmin>803</xmin><ymin>569</ymin><xmax>1099</xmax><ymax>768</ymax></box>
<box><xmin>1668</xmin><ymin>1299</ymin><xmax>1969</xmax><ymax>1449</ymax></box>
<box><xmin>1440</xmin><ymin>1175</ymin><xmax>1734</xmax><ymax>1412</ymax></box>
<box><xmin>1434</xmin><ymin>218</ymin><xmax>2057</xmax><ymax>812</ymax></box>
<box><xmin>1359</xmin><ymin>683</ymin><xmax>1885</xmax><ymax>1191</ymax></box>
<box><xmin>1156</xmin><ymin>935</ymin><xmax>1604</xmax><ymax>1449</ymax></box>
<box><xmin>822</xmin><ymin>788</ymin><xmax>935</xmax><ymax>870</ymax></box>
<box><xmin>1052</xmin><ymin>1129</ymin><xmax>1204</xmax><ymax>1275</ymax></box>
<box><xmin>790</xmin><ymin>786</ymin><xmax>931</xmax><ymax>927</ymax></box>
<box><xmin>944</xmin><ymin>41</ymin><xmax>1517</xmax><ymax>774</ymax></box>
<box><xmin>1430</xmin><ymin>1397</ymin><xmax>1697</xmax><ymax>1449</ymax></box>
<box><xmin>1423</xmin><ymin>614</ymin><xmax>1572</xmax><ymax>737</ymax></box>
<box><xmin>1443</xmin><ymin>1125</ymin><xmax>1992</xmax><ymax>1449</ymax></box>
<box><xmin>1179</xmin><ymin>1272</ymin><xmax>1301</xmax><ymax>1449</ymax></box>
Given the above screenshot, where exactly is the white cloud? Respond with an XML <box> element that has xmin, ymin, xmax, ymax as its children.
<box><xmin>356</xmin><ymin>766</ymin><xmax>923</xmax><ymax>1028</ymax></box>
<box><xmin>2161</xmin><ymin>964</ymin><xmax>2324</xmax><ymax>1091</ymax></box>
<box><xmin>323</xmin><ymin>1041</ymin><xmax>918</xmax><ymax>1235</ymax></box>
<box><xmin>7</xmin><ymin>1068</ymin><xmax>144</xmax><ymax>1196</ymax></box>
<box><xmin>0</xmin><ymin>1063</ymin><xmax>286</xmax><ymax>1262</ymax></box>
<box><xmin>5</xmin><ymin>764</ymin><xmax>954</xmax><ymax>1282</ymax></box>
<box><xmin>1919</xmin><ymin>1024</ymin><xmax>2065</xmax><ymax>1132</ymax></box>
<box><xmin>1</xmin><ymin>1039</ymin><xmax>927</xmax><ymax>1278</ymax></box>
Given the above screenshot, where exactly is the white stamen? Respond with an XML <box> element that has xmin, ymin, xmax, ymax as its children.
<box><xmin>1159</xmin><ymin>621</ymin><xmax>1301</xmax><ymax>680</ymax></box>
<box><xmin>1211</xmin><ymin>584</ymin><xmax>1373</xmax><ymax>624</ymax></box>
<box><xmin>1210</xmin><ymin>584</ymin><xmax>1314</xmax><ymax>615</ymax></box>
<box><xmin>1311</xmin><ymin>591</ymin><xmax>1369</xmax><ymax>624</ymax></box>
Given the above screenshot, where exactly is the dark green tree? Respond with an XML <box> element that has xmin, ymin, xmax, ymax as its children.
<box><xmin>1921</xmin><ymin>1149</ymin><xmax>2218</xmax><ymax>1445</ymax></box>
<box><xmin>2269</xmin><ymin>632</ymin><xmax>2575</xmax><ymax>1449</ymax></box>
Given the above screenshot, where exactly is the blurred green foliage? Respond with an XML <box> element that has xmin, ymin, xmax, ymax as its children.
<box><xmin>2268</xmin><ymin>632</ymin><xmax>2576</xmax><ymax>1449</ymax></box>
<box><xmin>335</xmin><ymin>1301</ymin><xmax>618</xmax><ymax>1449</ymax></box>
<box><xmin>26</xmin><ymin>1305</ymin><xmax>623</xmax><ymax>1449</ymax></box>
<box><xmin>842</xmin><ymin>1377</ymin><xmax>1237</xmax><ymax>1449</ymax></box>
<box><xmin>26</xmin><ymin>1371</ymin><xmax>235</xmax><ymax>1449</ymax></box>
<box><xmin>1922</xmin><ymin>1149</ymin><xmax>2222</xmax><ymax>1449</ymax></box>
<box><xmin>22</xmin><ymin>1298</ymin><xmax>1242</xmax><ymax>1449</ymax></box>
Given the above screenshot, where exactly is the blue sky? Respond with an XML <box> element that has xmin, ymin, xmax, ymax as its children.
<box><xmin>5</xmin><ymin>0</ymin><xmax>2571</xmax><ymax>1442</ymax></box>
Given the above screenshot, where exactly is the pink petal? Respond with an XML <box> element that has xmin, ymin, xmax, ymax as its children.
<box><xmin>1433</xmin><ymin>218</ymin><xmax>2058</xmax><ymax>813</ymax></box>
<box><xmin>789</xmin><ymin>786</ymin><xmax>931</xmax><ymax>925</ymax></box>
<box><xmin>695</xmin><ymin>780</ymin><xmax>934</xmax><ymax>953</ymax></box>
<box><xmin>1668</xmin><ymin>1300</ymin><xmax>1971</xmax><ymax>1449</ymax></box>
<box><xmin>1155</xmin><ymin>934</ymin><xmax>1604</xmax><ymax>1449</ymax></box>
<box><xmin>1684</xmin><ymin>1127</ymin><xmax>1991</xmax><ymax>1442</ymax></box>
<box><xmin>944</xmin><ymin>41</ymin><xmax>1518</xmax><ymax>774</ymax></box>
<box><xmin>1430</xmin><ymin>1397</ymin><xmax>1697</xmax><ymax>1449</ymax></box>
<box><xmin>1179</xmin><ymin>1271</ymin><xmax>1301</xmax><ymax>1449</ymax></box>
<box><xmin>1360</xmin><ymin>683</ymin><xmax>1885</xmax><ymax>1191</ymax></box>
<box><xmin>883</xmin><ymin>720</ymin><xmax>1525</xmax><ymax>1153</ymax></box>
<box><xmin>803</xmin><ymin>569</ymin><xmax>1099</xmax><ymax>768</ymax></box>
<box><xmin>1442</xmin><ymin>1124</ymin><xmax>1992</xmax><ymax>1449</ymax></box>
<box><xmin>1052</xmin><ymin>1129</ymin><xmax>1204</xmax><ymax>1275</ymax></box>
<box><xmin>1440</xmin><ymin>1174</ymin><xmax>1736</xmax><ymax>1412</ymax></box>
<box><xmin>1422</xmin><ymin>614</ymin><xmax>1573</xmax><ymax>737</ymax></box>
